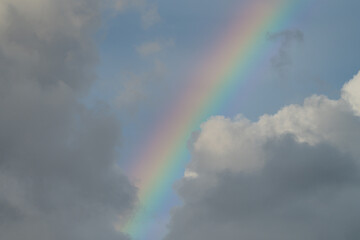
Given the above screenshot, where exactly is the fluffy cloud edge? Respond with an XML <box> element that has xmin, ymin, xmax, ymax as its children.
<box><xmin>163</xmin><ymin>71</ymin><xmax>360</xmax><ymax>240</ymax></box>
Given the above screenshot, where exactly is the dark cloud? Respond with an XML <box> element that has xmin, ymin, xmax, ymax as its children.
<box><xmin>268</xmin><ymin>29</ymin><xmax>304</xmax><ymax>77</ymax></box>
<box><xmin>166</xmin><ymin>136</ymin><xmax>360</xmax><ymax>240</ymax></box>
<box><xmin>0</xmin><ymin>0</ymin><xmax>135</xmax><ymax>239</ymax></box>
<box><xmin>0</xmin><ymin>199</ymin><xmax>21</xmax><ymax>225</ymax></box>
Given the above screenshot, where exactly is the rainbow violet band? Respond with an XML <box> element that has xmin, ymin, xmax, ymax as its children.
<box><xmin>122</xmin><ymin>0</ymin><xmax>306</xmax><ymax>239</ymax></box>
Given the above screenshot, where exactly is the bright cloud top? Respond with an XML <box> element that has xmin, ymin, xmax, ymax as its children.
<box><xmin>166</xmin><ymin>71</ymin><xmax>360</xmax><ymax>240</ymax></box>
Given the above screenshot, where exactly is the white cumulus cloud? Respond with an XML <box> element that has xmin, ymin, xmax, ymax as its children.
<box><xmin>167</xmin><ymin>71</ymin><xmax>360</xmax><ymax>240</ymax></box>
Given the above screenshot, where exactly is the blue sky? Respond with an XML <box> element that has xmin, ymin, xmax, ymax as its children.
<box><xmin>88</xmin><ymin>0</ymin><xmax>360</xmax><ymax>238</ymax></box>
<box><xmin>91</xmin><ymin>0</ymin><xmax>360</xmax><ymax>171</ymax></box>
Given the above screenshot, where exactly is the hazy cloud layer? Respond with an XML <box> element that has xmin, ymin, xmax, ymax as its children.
<box><xmin>0</xmin><ymin>1</ymin><xmax>136</xmax><ymax>239</ymax></box>
<box><xmin>136</xmin><ymin>39</ymin><xmax>174</xmax><ymax>57</ymax></box>
<box><xmin>115</xmin><ymin>0</ymin><xmax>160</xmax><ymax>28</ymax></box>
<box><xmin>165</xmin><ymin>71</ymin><xmax>360</xmax><ymax>240</ymax></box>
<box><xmin>268</xmin><ymin>29</ymin><xmax>304</xmax><ymax>77</ymax></box>
<box><xmin>114</xmin><ymin>59</ymin><xmax>167</xmax><ymax>112</ymax></box>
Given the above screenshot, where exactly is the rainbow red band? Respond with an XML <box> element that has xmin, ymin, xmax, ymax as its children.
<box><xmin>122</xmin><ymin>1</ymin><xmax>306</xmax><ymax>239</ymax></box>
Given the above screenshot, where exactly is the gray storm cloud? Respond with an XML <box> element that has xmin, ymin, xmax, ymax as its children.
<box><xmin>165</xmin><ymin>71</ymin><xmax>360</xmax><ymax>240</ymax></box>
<box><xmin>0</xmin><ymin>1</ymin><xmax>135</xmax><ymax>239</ymax></box>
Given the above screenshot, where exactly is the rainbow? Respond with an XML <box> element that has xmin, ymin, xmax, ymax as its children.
<box><xmin>122</xmin><ymin>0</ymin><xmax>305</xmax><ymax>239</ymax></box>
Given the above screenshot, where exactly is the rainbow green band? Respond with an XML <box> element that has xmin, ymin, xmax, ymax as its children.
<box><xmin>122</xmin><ymin>0</ymin><xmax>306</xmax><ymax>239</ymax></box>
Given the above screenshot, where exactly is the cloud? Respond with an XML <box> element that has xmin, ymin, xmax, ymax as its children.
<box><xmin>114</xmin><ymin>0</ymin><xmax>160</xmax><ymax>28</ymax></box>
<box><xmin>268</xmin><ymin>29</ymin><xmax>304</xmax><ymax>77</ymax></box>
<box><xmin>140</xmin><ymin>4</ymin><xmax>160</xmax><ymax>29</ymax></box>
<box><xmin>165</xmin><ymin>71</ymin><xmax>360</xmax><ymax>240</ymax></box>
<box><xmin>136</xmin><ymin>39</ymin><xmax>174</xmax><ymax>57</ymax></box>
<box><xmin>342</xmin><ymin>72</ymin><xmax>360</xmax><ymax>116</ymax></box>
<box><xmin>136</xmin><ymin>42</ymin><xmax>162</xmax><ymax>56</ymax></box>
<box><xmin>0</xmin><ymin>1</ymin><xmax>136</xmax><ymax>239</ymax></box>
<box><xmin>114</xmin><ymin>74</ymin><xmax>146</xmax><ymax>112</ymax></box>
<box><xmin>114</xmin><ymin>59</ymin><xmax>167</xmax><ymax>113</ymax></box>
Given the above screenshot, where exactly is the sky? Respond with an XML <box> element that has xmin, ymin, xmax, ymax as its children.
<box><xmin>1</xmin><ymin>0</ymin><xmax>360</xmax><ymax>240</ymax></box>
